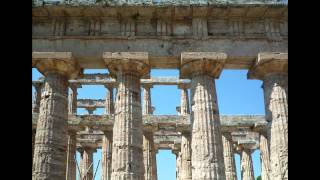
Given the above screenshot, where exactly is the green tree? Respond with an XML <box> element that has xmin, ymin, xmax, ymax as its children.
<box><xmin>256</xmin><ymin>176</ymin><xmax>261</xmax><ymax>180</ymax></box>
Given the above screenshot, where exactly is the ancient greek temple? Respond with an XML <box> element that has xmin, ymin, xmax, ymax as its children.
<box><xmin>32</xmin><ymin>0</ymin><xmax>287</xmax><ymax>180</ymax></box>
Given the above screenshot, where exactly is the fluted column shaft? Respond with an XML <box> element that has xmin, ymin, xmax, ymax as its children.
<box><xmin>174</xmin><ymin>151</ymin><xmax>182</xmax><ymax>180</ymax></box>
<box><xmin>81</xmin><ymin>147</ymin><xmax>95</xmax><ymax>180</ymax></box>
<box><xmin>143</xmin><ymin>131</ymin><xmax>157</xmax><ymax>180</ymax></box>
<box><xmin>32</xmin><ymin>83</ymin><xmax>42</xmax><ymax>113</ymax></box>
<box><xmin>143</xmin><ymin>85</ymin><xmax>153</xmax><ymax>115</ymax></box>
<box><xmin>241</xmin><ymin>149</ymin><xmax>254</xmax><ymax>180</ymax></box>
<box><xmin>180</xmin><ymin>88</ymin><xmax>190</xmax><ymax>115</ymax></box>
<box><xmin>190</xmin><ymin>75</ymin><xmax>226</xmax><ymax>180</ymax></box>
<box><xmin>260</xmin><ymin>132</ymin><xmax>271</xmax><ymax>180</ymax></box>
<box><xmin>32</xmin><ymin>73</ymin><xmax>69</xmax><ymax>180</ymax></box>
<box><xmin>180</xmin><ymin>132</ymin><xmax>192</xmax><ymax>180</ymax></box>
<box><xmin>101</xmin><ymin>131</ymin><xmax>113</xmax><ymax>180</ymax></box>
<box><xmin>248</xmin><ymin>53</ymin><xmax>288</xmax><ymax>180</ymax></box>
<box><xmin>111</xmin><ymin>73</ymin><xmax>144</xmax><ymax>180</ymax></box>
<box><xmin>32</xmin><ymin>129</ymin><xmax>36</xmax><ymax>166</ymax></box>
<box><xmin>66</xmin><ymin>131</ymin><xmax>77</xmax><ymax>180</ymax></box>
<box><xmin>152</xmin><ymin>150</ymin><xmax>158</xmax><ymax>180</ymax></box>
<box><xmin>105</xmin><ymin>86</ymin><xmax>114</xmax><ymax>114</ymax></box>
<box><xmin>263</xmin><ymin>74</ymin><xmax>288</xmax><ymax>180</ymax></box>
<box><xmin>222</xmin><ymin>133</ymin><xmax>237</xmax><ymax>180</ymax></box>
<box><xmin>68</xmin><ymin>85</ymin><xmax>78</xmax><ymax>115</ymax></box>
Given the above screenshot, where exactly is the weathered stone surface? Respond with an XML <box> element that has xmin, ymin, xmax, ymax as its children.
<box><xmin>248</xmin><ymin>52</ymin><xmax>288</xmax><ymax>180</ymax></box>
<box><xmin>101</xmin><ymin>131</ymin><xmax>113</xmax><ymax>180</ymax></box>
<box><xmin>79</xmin><ymin>146</ymin><xmax>95</xmax><ymax>180</ymax></box>
<box><xmin>68</xmin><ymin>84</ymin><xmax>80</xmax><ymax>115</ymax></box>
<box><xmin>143</xmin><ymin>131</ymin><xmax>157</xmax><ymax>180</ymax></box>
<box><xmin>32</xmin><ymin>72</ymin><xmax>69</xmax><ymax>180</ymax></box>
<box><xmin>240</xmin><ymin>148</ymin><xmax>254</xmax><ymax>180</ymax></box>
<box><xmin>181</xmin><ymin>52</ymin><xmax>227</xmax><ymax>180</ymax></box>
<box><xmin>143</xmin><ymin>84</ymin><xmax>153</xmax><ymax>115</ymax></box>
<box><xmin>222</xmin><ymin>132</ymin><xmax>237</xmax><ymax>180</ymax></box>
<box><xmin>104</xmin><ymin>85</ymin><xmax>114</xmax><ymax>115</ymax></box>
<box><xmin>260</xmin><ymin>132</ymin><xmax>271</xmax><ymax>180</ymax></box>
<box><xmin>66</xmin><ymin>131</ymin><xmax>77</xmax><ymax>180</ymax></box>
<box><xmin>104</xmin><ymin>52</ymin><xmax>149</xmax><ymax>180</ymax></box>
<box><xmin>180</xmin><ymin>132</ymin><xmax>192</xmax><ymax>180</ymax></box>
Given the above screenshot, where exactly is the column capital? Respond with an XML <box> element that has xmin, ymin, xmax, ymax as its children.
<box><xmin>103</xmin><ymin>52</ymin><xmax>150</xmax><ymax>77</ymax></box>
<box><xmin>177</xmin><ymin>83</ymin><xmax>190</xmax><ymax>89</ymax></box>
<box><xmin>32</xmin><ymin>52</ymin><xmax>83</xmax><ymax>79</ymax></box>
<box><xmin>142</xmin><ymin>83</ymin><xmax>153</xmax><ymax>89</ymax></box>
<box><xmin>32</xmin><ymin>81</ymin><xmax>43</xmax><ymax>89</ymax></box>
<box><xmin>180</xmin><ymin>52</ymin><xmax>227</xmax><ymax>78</ymax></box>
<box><xmin>248</xmin><ymin>52</ymin><xmax>288</xmax><ymax>80</ymax></box>
<box><xmin>70</xmin><ymin>83</ymin><xmax>82</xmax><ymax>89</ymax></box>
<box><xmin>104</xmin><ymin>83</ymin><xmax>116</xmax><ymax>89</ymax></box>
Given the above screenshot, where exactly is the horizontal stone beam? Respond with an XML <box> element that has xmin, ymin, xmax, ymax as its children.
<box><xmin>32</xmin><ymin>113</ymin><xmax>266</xmax><ymax>132</ymax></box>
<box><xmin>33</xmin><ymin>75</ymin><xmax>191</xmax><ymax>86</ymax></box>
<box><xmin>77</xmin><ymin>99</ymin><xmax>105</xmax><ymax>108</ymax></box>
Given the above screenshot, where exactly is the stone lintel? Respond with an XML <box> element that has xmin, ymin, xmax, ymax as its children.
<box><xmin>180</xmin><ymin>52</ymin><xmax>227</xmax><ymax>78</ymax></box>
<box><xmin>103</xmin><ymin>52</ymin><xmax>150</xmax><ymax>76</ymax></box>
<box><xmin>248</xmin><ymin>52</ymin><xmax>288</xmax><ymax>80</ymax></box>
<box><xmin>32</xmin><ymin>52</ymin><xmax>82</xmax><ymax>79</ymax></box>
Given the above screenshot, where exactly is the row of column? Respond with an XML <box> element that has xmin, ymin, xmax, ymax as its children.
<box><xmin>32</xmin><ymin>51</ymin><xmax>287</xmax><ymax>180</ymax></box>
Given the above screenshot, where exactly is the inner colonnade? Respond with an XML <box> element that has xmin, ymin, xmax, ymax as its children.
<box><xmin>32</xmin><ymin>51</ymin><xmax>287</xmax><ymax>180</ymax></box>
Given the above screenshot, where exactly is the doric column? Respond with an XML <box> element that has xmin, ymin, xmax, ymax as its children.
<box><xmin>143</xmin><ymin>84</ymin><xmax>153</xmax><ymax>115</ymax></box>
<box><xmin>32</xmin><ymin>52</ymin><xmax>81</xmax><ymax>180</ymax></box>
<box><xmin>180</xmin><ymin>52</ymin><xmax>227</xmax><ymax>179</ymax></box>
<box><xmin>152</xmin><ymin>149</ymin><xmax>158</xmax><ymax>180</ymax></box>
<box><xmin>68</xmin><ymin>83</ymin><xmax>80</xmax><ymax>115</ymax></box>
<box><xmin>240</xmin><ymin>147</ymin><xmax>254</xmax><ymax>180</ymax></box>
<box><xmin>32</xmin><ymin>82</ymin><xmax>43</xmax><ymax>113</ymax></box>
<box><xmin>103</xmin><ymin>52</ymin><xmax>150</xmax><ymax>180</ymax></box>
<box><xmin>222</xmin><ymin>132</ymin><xmax>237</xmax><ymax>180</ymax></box>
<box><xmin>101</xmin><ymin>131</ymin><xmax>113</xmax><ymax>180</ymax></box>
<box><xmin>143</xmin><ymin>130</ymin><xmax>157</xmax><ymax>180</ymax></box>
<box><xmin>178</xmin><ymin>84</ymin><xmax>190</xmax><ymax>116</ymax></box>
<box><xmin>248</xmin><ymin>52</ymin><xmax>288</xmax><ymax>180</ymax></box>
<box><xmin>260</xmin><ymin>131</ymin><xmax>271</xmax><ymax>180</ymax></box>
<box><xmin>66</xmin><ymin>130</ymin><xmax>77</xmax><ymax>180</ymax></box>
<box><xmin>173</xmin><ymin>149</ymin><xmax>182</xmax><ymax>180</ymax></box>
<box><xmin>104</xmin><ymin>85</ymin><xmax>114</xmax><ymax>115</ymax></box>
<box><xmin>80</xmin><ymin>146</ymin><xmax>96</xmax><ymax>180</ymax></box>
<box><xmin>180</xmin><ymin>131</ymin><xmax>192</xmax><ymax>180</ymax></box>
<box><xmin>32</xmin><ymin>129</ymin><xmax>36</xmax><ymax>166</ymax></box>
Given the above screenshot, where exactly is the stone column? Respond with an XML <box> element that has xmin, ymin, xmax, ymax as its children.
<box><xmin>143</xmin><ymin>84</ymin><xmax>153</xmax><ymax>115</ymax></box>
<box><xmin>32</xmin><ymin>52</ymin><xmax>81</xmax><ymax>180</ymax></box>
<box><xmin>180</xmin><ymin>131</ymin><xmax>192</xmax><ymax>180</ymax></box>
<box><xmin>260</xmin><ymin>131</ymin><xmax>271</xmax><ymax>180</ymax></box>
<box><xmin>178</xmin><ymin>84</ymin><xmax>190</xmax><ymax>116</ymax></box>
<box><xmin>180</xmin><ymin>52</ymin><xmax>227</xmax><ymax>180</ymax></box>
<box><xmin>248</xmin><ymin>52</ymin><xmax>288</xmax><ymax>180</ymax></box>
<box><xmin>103</xmin><ymin>52</ymin><xmax>150</xmax><ymax>180</ymax></box>
<box><xmin>68</xmin><ymin>83</ymin><xmax>80</xmax><ymax>115</ymax></box>
<box><xmin>152</xmin><ymin>149</ymin><xmax>158</xmax><ymax>180</ymax></box>
<box><xmin>32</xmin><ymin>129</ymin><xmax>36</xmax><ymax>166</ymax></box>
<box><xmin>32</xmin><ymin>82</ymin><xmax>42</xmax><ymax>113</ymax></box>
<box><xmin>222</xmin><ymin>132</ymin><xmax>237</xmax><ymax>180</ymax></box>
<box><xmin>173</xmin><ymin>150</ymin><xmax>182</xmax><ymax>180</ymax></box>
<box><xmin>104</xmin><ymin>85</ymin><xmax>114</xmax><ymax>115</ymax></box>
<box><xmin>143</xmin><ymin>130</ymin><xmax>157</xmax><ymax>180</ymax></box>
<box><xmin>101</xmin><ymin>131</ymin><xmax>113</xmax><ymax>180</ymax></box>
<box><xmin>240</xmin><ymin>147</ymin><xmax>254</xmax><ymax>180</ymax></box>
<box><xmin>66</xmin><ymin>130</ymin><xmax>77</xmax><ymax>180</ymax></box>
<box><xmin>80</xmin><ymin>146</ymin><xmax>96</xmax><ymax>180</ymax></box>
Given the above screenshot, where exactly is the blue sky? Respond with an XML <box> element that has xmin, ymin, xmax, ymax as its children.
<box><xmin>33</xmin><ymin>68</ymin><xmax>264</xmax><ymax>180</ymax></box>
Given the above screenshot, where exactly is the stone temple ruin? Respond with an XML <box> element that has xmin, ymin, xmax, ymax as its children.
<box><xmin>32</xmin><ymin>0</ymin><xmax>287</xmax><ymax>180</ymax></box>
